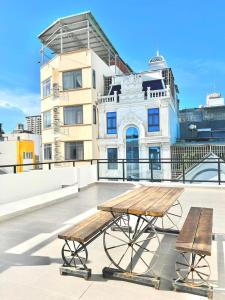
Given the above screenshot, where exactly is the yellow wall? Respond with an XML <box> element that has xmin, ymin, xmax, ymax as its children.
<box><xmin>16</xmin><ymin>140</ymin><xmax>35</xmax><ymax>172</ymax></box>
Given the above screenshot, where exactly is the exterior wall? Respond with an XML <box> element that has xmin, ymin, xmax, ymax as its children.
<box><xmin>0</xmin><ymin>141</ymin><xmax>17</xmax><ymax>173</ymax></box>
<box><xmin>98</xmin><ymin>72</ymin><xmax>179</xmax><ymax>180</ymax></box>
<box><xmin>0</xmin><ymin>134</ymin><xmax>40</xmax><ymax>173</ymax></box>
<box><xmin>41</xmin><ymin>49</ymin><xmax>113</xmax><ymax>161</ymax></box>
<box><xmin>0</xmin><ymin>164</ymin><xmax>97</xmax><ymax>204</ymax></box>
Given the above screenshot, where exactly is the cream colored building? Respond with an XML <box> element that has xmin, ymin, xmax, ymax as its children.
<box><xmin>38</xmin><ymin>12</ymin><xmax>132</xmax><ymax>162</ymax></box>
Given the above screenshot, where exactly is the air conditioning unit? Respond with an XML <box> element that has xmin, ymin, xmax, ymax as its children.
<box><xmin>53</xmin><ymin>83</ymin><xmax>59</xmax><ymax>97</ymax></box>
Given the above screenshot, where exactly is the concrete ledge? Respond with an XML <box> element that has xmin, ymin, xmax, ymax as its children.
<box><xmin>0</xmin><ymin>185</ymin><xmax>78</xmax><ymax>222</ymax></box>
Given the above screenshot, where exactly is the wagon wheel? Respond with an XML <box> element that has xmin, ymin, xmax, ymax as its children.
<box><xmin>176</xmin><ymin>252</ymin><xmax>210</xmax><ymax>287</ymax></box>
<box><xmin>62</xmin><ymin>240</ymin><xmax>88</xmax><ymax>269</ymax></box>
<box><xmin>154</xmin><ymin>200</ymin><xmax>183</xmax><ymax>230</ymax></box>
<box><xmin>103</xmin><ymin>214</ymin><xmax>160</xmax><ymax>275</ymax></box>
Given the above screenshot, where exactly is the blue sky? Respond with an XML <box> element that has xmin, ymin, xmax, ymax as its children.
<box><xmin>0</xmin><ymin>0</ymin><xmax>225</xmax><ymax>132</ymax></box>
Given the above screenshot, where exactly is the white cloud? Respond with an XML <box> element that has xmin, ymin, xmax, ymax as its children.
<box><xmin>0</xmin><ymin>89</ymin><xmax>40</xmax><ymax>116</ymax></box>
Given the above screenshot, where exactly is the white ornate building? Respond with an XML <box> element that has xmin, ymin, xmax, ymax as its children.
<box><xmin>97</xmin><ymin>52</ymin><xmax>180</xmax><ymax>180</ymax></box>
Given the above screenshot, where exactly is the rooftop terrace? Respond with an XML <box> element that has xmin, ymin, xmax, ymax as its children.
<box><xmin>0</xmin><ymin>182</ymin><xmax>225</xmax><ymax>300</ymax></box>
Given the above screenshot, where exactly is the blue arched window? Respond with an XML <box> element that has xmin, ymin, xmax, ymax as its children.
<box><xmin>126</xmin><ymin>127</ymin><xmax>139</xmax><ymax>180</ymax></box>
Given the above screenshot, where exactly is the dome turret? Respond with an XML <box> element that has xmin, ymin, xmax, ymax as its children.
<box><xmin>149</xmin><ymin>50</ymin><xmax>168</xmax><ymax>70</ymax></box>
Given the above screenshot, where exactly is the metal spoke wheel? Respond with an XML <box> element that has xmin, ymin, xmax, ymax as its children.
<box><xmin>62</xmin><ymin>240</ymin><xmax>88</xmax><ymax>268</ymax></box>
<box><xmin>103</xmin><ymin>214</ymin><xmax>160</xmax><ymax>275</ymax></box>
<box><xmin>154</xmin><ymin>200</ymin><xmax>183</xmax><ymax>230</ymax></box>
<box><xmin>176</xmin><ymin>252</ymin><xmax>210</xmax><ymax>287</ymax></box>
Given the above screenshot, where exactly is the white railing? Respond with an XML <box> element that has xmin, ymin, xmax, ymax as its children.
<box><xmin>146</xmin><ymin>87</ymin><xmax>169</xmax><ymax>100</ymax></box>
<box><xmin>98</xmin><ymin>91</ymin><xmax>118</xmax><ymax>104</ymax></box>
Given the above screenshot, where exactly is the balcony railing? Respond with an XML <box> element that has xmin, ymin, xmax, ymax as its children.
<box><xmin>98</xmin><ymin>87</ymin><xmax>170</xmax><ymax>104</ymax></box>
<box><xmin>1</xmin><ymin>158</ymin><xmax>224</xmax><ymax>185</ymax></box>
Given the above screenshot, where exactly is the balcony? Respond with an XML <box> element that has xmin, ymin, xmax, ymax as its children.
<box><xmin>98</xmin><ymin>87</ymin><xmax>170</xmax><ymax>104</ymax></box>
<box><xmin>0</xmin><ymin>160</ymin><xmax>225</xmax><ymax>299</ymax></box>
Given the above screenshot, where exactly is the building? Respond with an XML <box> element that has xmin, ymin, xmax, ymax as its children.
<box><xmin>0</xmin><ymin>130</ymin><xmax>41</xmax><ymax>173</ymax></box>
<box><xmin>38</xmin><ymin>11</ymin><xmax>132</xmax><ymax>163</ymax></box>
<box><xmin>98</xmin><ymin>52</ymin><xmax>180</xmax><ymax>180</ymax></box>
<box><xmin>26</xmin><ymin>115</ymin><xmax>42</xmax><ymax>135</ymax></box>
<box><xmin>179</xmin><ymin>93</ymin><xmax>225</xmax><ymax>142</ymax></box>
<box><xmin>171</xmin><ymin>93</ymin><xmax>225</xmax><ymax>179</ymax></box>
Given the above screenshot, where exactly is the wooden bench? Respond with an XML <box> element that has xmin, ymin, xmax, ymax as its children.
<box><xmin>58</xmin><ymin>211</ymin><xmax>115</xmax><ymax>279</ymax></box>
<box><xmin>174</xmin><ymin>207</ymin><xmax>213</xmax><ymax>296</ymax></box>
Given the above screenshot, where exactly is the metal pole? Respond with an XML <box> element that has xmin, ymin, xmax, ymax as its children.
<box><xmin>87</xmin><ymin>20</ymin><xmax>90</xmax><ymax>49</ymax></box>
<box><xmin>60</xmin><ymin>26</ymin><xmax>63</xmax><ymax>53</ymax></box>
<box><xmin>41</xmin><ymin>45</ymin><xmax>44</xmax><ymax>65</ymax></box>
<box><xmin>97</xmin><ymin>160</ymin><xmax>99</xmax><ymax>180</ymax></box>
<box><xmin>182</xmin><ymin>158</ymin><xmax>185</xmax><ymax>184</ymax></box>
<box><xmin>13</xmin><ymin>165</ymin><xmax>16</xmax><ymax>174</ymax></box>
<box><xmin>49</xmin><ymin>163</ymin><xmax>51</xmax><ymax>170</ymax></box>
<box><xmin>218</xmin><ymin>158</ymin><xmax>221</xmax><ymax>185</ymax></box>
<box><xmin>122</xmin><ymin>159</ymin><xmax>125</xmax><ymax>181</ymax></box>
<box><xmin>150</xmin><ymin>159</ymin><xmax>153</xmax><ymax>182</ymax></box>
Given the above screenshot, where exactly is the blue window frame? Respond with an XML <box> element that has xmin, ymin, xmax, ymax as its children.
<box><xmin>107</xmin><ymin>148</ymin><xmax>118</xmax><ymax>169</ymax></box>
<box><xmin>148</xmin><ymin>108</ymin><xmax>160</xmax><ymax>132</ymax></box>
<box><xmin>149</xmin><ymin>147</ymin><xmax>161</xmax><ymax>170</ymax></box>
<box><xmin>107</xmin><ymin>112</ymin><xmax>117</xmax><ymax>134</ymax></box>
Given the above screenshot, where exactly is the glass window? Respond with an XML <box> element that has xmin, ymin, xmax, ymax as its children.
<box><xmin>64</xmin><ymin>106</ymin><xmax>83</xmax><ymax>125</ymax></box>
<box><xmin>92</xmin><ymin>69</ymin><xmax>96</xmax><ymax>89</ymax></box>
<box><xmin>107</xmin><ymin>148</ymin><xmax>118</xmax><ymax>169</ymax></box>
<box><xmin>42</xmin><ymin>78</ymin><xmax>51</xmax><ymax>98</ymax></box>
<box><xmin>148</xmin><ymin>108</ymin><xmax>160</xmax><ymax>132</ymax></box>
<box><xmin>44</xmin><ymin>144</ymin><xmax>52</xmax><ymax>160</ymax></box>
<box><xmin>43</xmin><ymin>111</ymin><xmax>51</xmax><ymax>129</ymax></box>
<box><xmin>149</xmin><ymin>147</ymin><xmax>161</xmax><ymax>170</ymax></box>
<box><xmin>93</xmin><ymin>105</ymin><xmax>97</xmax><ymax>124</ymax></box>
<box><xmin>65</xmin><ymin>142</ymin><xmax>84</xmax><ymax>160</ymax></box>
<box><xmin>107</xmin><ymin>112</ymin><xmax>117</xmax><ymax>134</ymax></box>
<box><xmin>63</xmin><ymin>70</ymin><xmax>82</xmax><ymax>90</ymax></box>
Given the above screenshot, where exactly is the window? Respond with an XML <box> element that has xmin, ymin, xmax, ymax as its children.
<box><xmin>42</xmin><ymin>78</ymin><xmax>51</xmax><ymax>98</ymax></box>
<box><xmin>65</xmin><ymin>142</ymin><xmax>84</xmax><ymax>160</ymax></box>
<box><xmin>148</xmin><ymin>108</ymin><xmax>160</xmax><ymax>132</ymax></box>
<box><xmin>63</xmin><ymin>70</ymin><xmax>82</xmax><ymax>90</ymax></box>
<box><xmin>44</xmin><ymin>144</ymin><xmax>52</xmax><ymax>160</ymax></box>
<box><xmin>107</xmin><ymin>112</ymin><xmax>117</xmax><ymax>134</ymax></box>
<box><xmin>43</xmin><ymin>111</ymin><xmax>51</xmax><ymax>129</ymax></box>
<box><xmin>23</xmin><ymin>152</ymin><xmax>33</xmax><ymax>159</ymax></box>
<box><xmin>93</xmin><ymin>105</ymin><xmax>97</xmax><ymax>124</ymax></box>
<box><xmin>64</xmin><ymin>106</ymin><xmax>83</xmax><ymax>125</ymax></box>
<box><xmin>92</xmin><ymin>69</ymin><xmax>96</xmax><ymax>89</ymax></box>
<box><xmin>107</xmin><ymin>148</ymin><xmax>118</xmax><ymax>169</ymax></box>
<box><xmin>149</xmin><ymin>147</ymin><xmax>161</xmax><ymax>170</ymax></box>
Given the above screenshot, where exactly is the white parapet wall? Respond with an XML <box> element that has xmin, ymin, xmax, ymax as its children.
<box><xmin>0</xmin><ymin>165</ymin><xmax>98</xmax><ymax>204</ymax></box>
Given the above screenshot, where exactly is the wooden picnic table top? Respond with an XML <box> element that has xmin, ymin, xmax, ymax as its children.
<box><xmin>98</xmin><ymin>186</ymin><xmax>184</xmax><ymax>217</ymax></box>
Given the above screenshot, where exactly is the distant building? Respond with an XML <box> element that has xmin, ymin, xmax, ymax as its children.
<box><xmin>0</xmin><ymin>124</ymin><xmax>42</xmax><ymax>173</ymax></box>
<box><xmin>179</xmin><ymin>93</ymin><xmax>225</xmax><ymax>142</ymax></box>
<box><xmin>171</xmin><ymin>93</ymin><xmax>225</xmax><ymax>179</ymax></box>
<box><xmin>98</xmin><ymin>52</ymin><xmax>180</xmax><ymax>180</ymax></box>
<box><xmin>26</xmin><ymin>115</ymin><xmax>41</xmax><ymax>135</ymax></box>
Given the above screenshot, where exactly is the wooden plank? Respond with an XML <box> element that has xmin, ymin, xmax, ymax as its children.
<box><xmin>97</xmin><ymin>186</ymin><xmax>149</xmax><ymax>212</ymax></box>
<box><xmin>176</xmin><ymin>207</ymin><xmax>202</xmax><ymax>252</ymax></box>
<box><xmin>111</xmin><ymin>187</ymin><xmax>154</xmax><ymax>213</ymax></box>
<box><xmin>193</xmin><ymin>208</ymin><xmax>213</xmax><ymax>256</ymax></box>
<box><xmin>145</xmin><ymin>188</ymin><xmax>184</xmax><ymax>217</ymax></box>
<box><xmin>58</xmin><ymin>211</ymin><xmax>113</xmax><ymax>243</ymax></box>
<box><xmin>128</xmin><ymin>187</ymin><xmax>171</xmax><ymax>215</ymax></box>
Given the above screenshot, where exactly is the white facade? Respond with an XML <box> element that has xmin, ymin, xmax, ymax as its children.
<box><xmin>98</xmin><ymin>54</ymin><xmax>180</xmax><ymax>180</ymax></box>
<box><xmin>206</xmin><ymin>92</ymin><xmax>224</xmax><ymax>107</ymax></box>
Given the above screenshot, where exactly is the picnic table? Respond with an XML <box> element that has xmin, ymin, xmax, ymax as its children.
<box><xmin>98</xmin><ymin>186</ymin><xmax>184</xmax><ymax>275</ymax></box>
